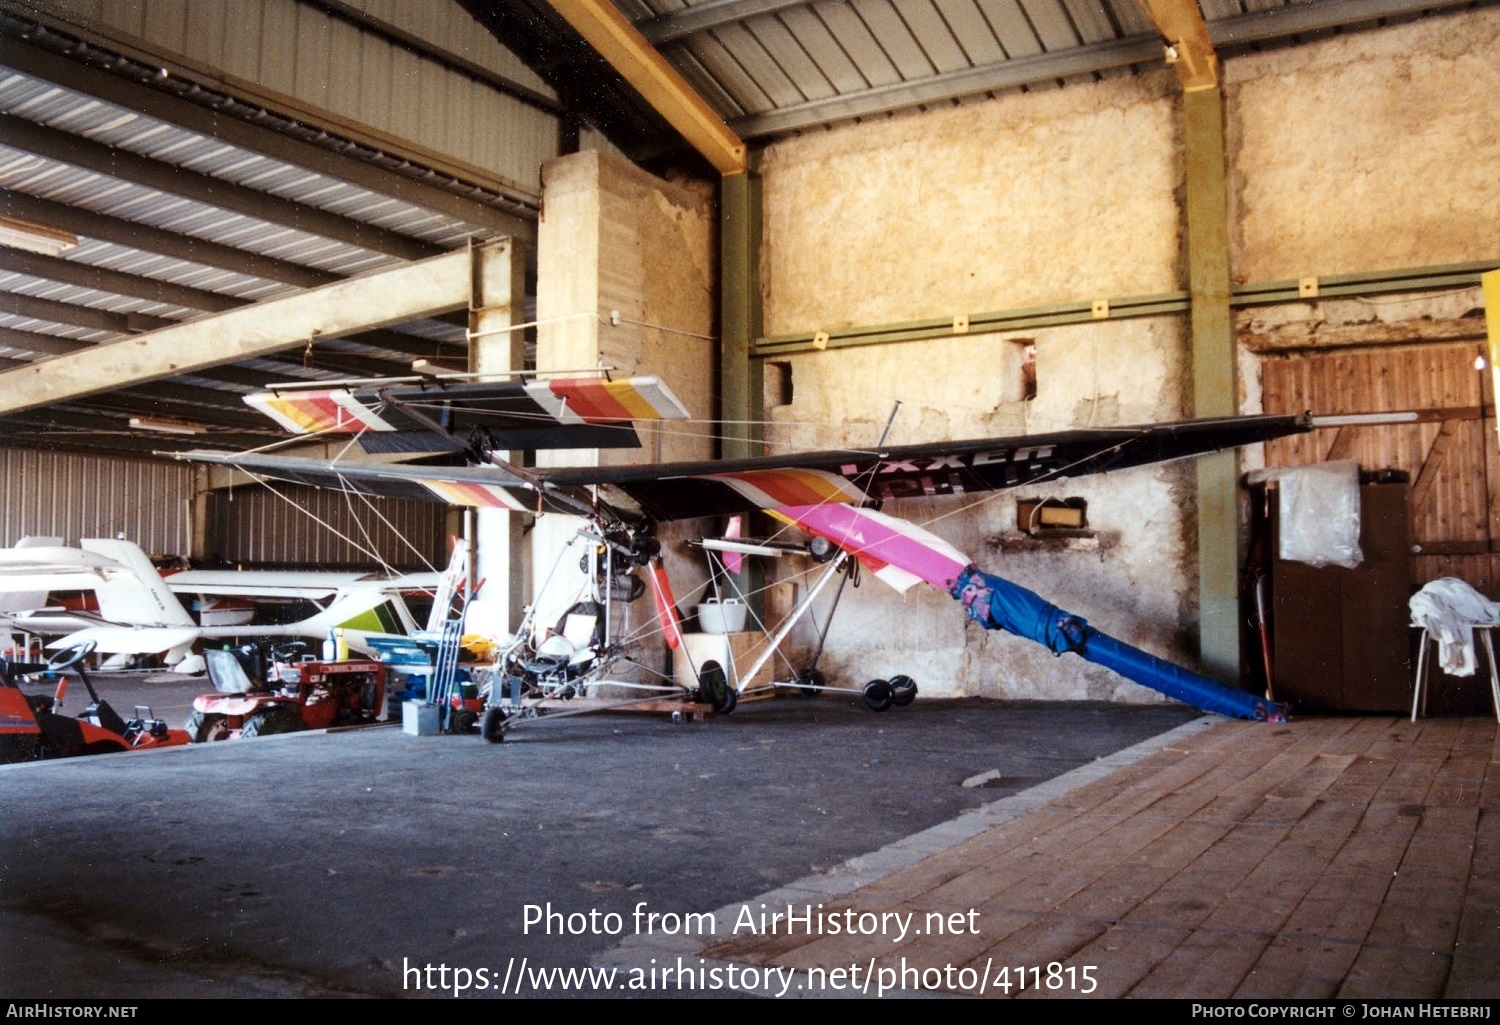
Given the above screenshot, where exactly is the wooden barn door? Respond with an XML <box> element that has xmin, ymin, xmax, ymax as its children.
<box><xmin>1260</xmin><ymin>342</ymin><xmax>1499</xmax><ymax>591</ymax></box>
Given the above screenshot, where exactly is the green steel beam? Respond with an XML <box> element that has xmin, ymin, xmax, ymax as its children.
<box><xmin>719</xmin><ymin>156</ymin><xmax>764</xmax><ymax>617</ymax></box>
<box><xmin>720</xmin><ymin>159</ymin><xmax>763</xmax><ymax>460</ymax></box>
<box><xmin>749</xmin><ymin>260</ymin><xmax>1498</xmax><ymax>358</ymax></box>
<box><xmin>1183</xmin><ymin>86</ymin><xmax>1240</xmax><ymax>682</ymax></box>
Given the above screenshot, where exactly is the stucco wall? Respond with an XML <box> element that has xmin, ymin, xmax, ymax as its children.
<box><xmin>758</xmin><ymin>73</ymin><xmax>1196</xmax><ymax>701</ymax></box>
<box><xmin>1228</xmin><ymin>7</ymin><xmax>1500</xmax><ymax>283</ymax></box>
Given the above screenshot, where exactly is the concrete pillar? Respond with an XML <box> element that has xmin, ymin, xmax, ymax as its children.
<box><xmin>531</xmin><ymin>151</ymin><xmax>716</xmax><ymax>676</ymax></box>
<box><xmin>468</xmin><ymin>238</ymin><xmax>529</xmax><ymax>636</ymax></box>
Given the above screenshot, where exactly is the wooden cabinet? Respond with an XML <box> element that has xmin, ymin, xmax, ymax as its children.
<box><xmin>1269</xmin><ymin>482</ymin><xmax>1413</xmax><ymax>712</ymax></box>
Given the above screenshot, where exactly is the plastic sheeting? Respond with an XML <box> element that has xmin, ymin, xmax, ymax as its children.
<box><xmin>1249</xmin><ymin>460</ymin><xmax>1364</xmax><ymax>569</ymax></box>
<box><xmin>951</xmin><ymin>566</ymin><xmax>1288</xmax><ymax>721</ymax></box>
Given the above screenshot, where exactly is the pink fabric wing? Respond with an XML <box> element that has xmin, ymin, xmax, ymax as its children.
<box><xmin>773</xmin><ymin>504</ymin><xmax>971</xmax><ymax>594</ymax></box>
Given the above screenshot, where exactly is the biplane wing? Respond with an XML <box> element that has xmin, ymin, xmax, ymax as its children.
<box><xmin>244</xmin><ymin>373</ymin><xmax>692</xmax><ymax>455</ymax></box>
<box><xmin>175</xmin><ymin>390</ymin><xmax>1317</xmax><ymax>522</ymax></box>
<box><xmin>171</xmin><ymin>378</ymin><xmax>1339</xmax><ymax>722</ymax></box>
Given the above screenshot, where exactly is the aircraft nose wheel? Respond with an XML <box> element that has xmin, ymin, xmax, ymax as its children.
<box><xmin>889</xmin><ymin>674</ymin><xmax>918</xmax><ymax>706</ymax></box>
<box><xmin>862</xmin><ymin>678</ymin><xmax>893</xmax><ymax>712</ymax></box>
<box><xmin>481</xmin><ymin>706</ymin><xmax>509</xmax><ymax>743</ymax></box>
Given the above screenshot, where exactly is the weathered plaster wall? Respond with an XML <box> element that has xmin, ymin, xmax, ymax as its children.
<box><xmin>1229</xmin><ymin>7</ymin><xmax>1498</xmax><ymax>489</ymax></box>
<box><xmin>758</xmin><ymin>74</ymin><xmax>1198</xmax><ymax>701</ymax></box>
<box><xmin>535</xmin><ymin>151</ymin><xmax>715</xmax><ymax>467</ymax></box>
<box><xmin>1228</xmin><ymin>8</ymin><xmax>1500</xmax><ymax>284</ymax></box>
<box><xmin>761</xmin><ymin>75</ymin><xmax>1184</xmax><ymax>335</ymax></box>
<box><xmin>532</xmin><ymin>152</ymin><xmax>717</xmax><ymax>678</ymax></box>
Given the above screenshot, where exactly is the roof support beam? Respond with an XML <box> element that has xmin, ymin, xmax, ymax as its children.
<box><xmin>730</xmin><ymin>36</ymin><xmax>1165</xmax><ymax>138</ymax></box>
<box><xmin>636</xmin><ymin>0</ymin><xmax>806</xmax><ymax>43</ymax></box>
<box><xmin>545</xmin><ymin>0</ymin><xmax>747</xmax><ymax>175</ymax></box>
<box><xmin>1210</xmin><ymin>0</ymin><xmax>1481</xmax><ymax>46</ymax></box>
<box><xmin>0</xmin><ymin>115</ymin><xmax>440</xmax><ymax>263</ymax></box>
<box><xmin>0</xmin><ymin>410</ymin><xmax>271</xmax><ymax>455</ymax></box>
<box><xmin>0</xmin><ymin>251</ymin><xmax>245</xmax><ymax>314</ymax></box>
<box><xmin>1134</xmin><ymin>0</ymin><xmax>1218</xmax><ymax>90</ymax></box>
<box><xmin>0</xmin><ymin>292</ymin><xmax>174</xmax><ymax>334</ymax></box>
<box><xmin>0</xmin><ymin>251</ymin><xmax>457</xmax><ymax>360</ymax></box>
<box><xmin>0</xmin><ymin>327</ymin><xmax>94</xmax><ymax>359</ymax></box>
<box><xmin>305</xmin><ymin>0</ymin><xmax>562</xmax><ymax>114</ymax></box>
<box><xmin>0</xmin><ymin>243</ymin><xmax>502</xmax><ymax>414</ymax></box>
<box><xmin>0</xmin><ymin>190</ymin><xmax>338</xmax><ymax>290</ymax></box>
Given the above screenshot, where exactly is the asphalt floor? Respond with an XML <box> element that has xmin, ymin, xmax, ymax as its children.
<box><xmin>0</xmin><ymin>671</ymin><xmax>1197</xmax><ymax>999</ymax></box>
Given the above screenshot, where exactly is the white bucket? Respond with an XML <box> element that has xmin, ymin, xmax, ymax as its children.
<box><xmin>697</xmin><ymin>598</ymin><xmax>747</xmax><ymax>634</ymax></box>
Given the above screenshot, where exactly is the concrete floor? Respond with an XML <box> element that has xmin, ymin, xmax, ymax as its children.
<box><xmin>1</xmin><ymin>671</ymin><xmax>1195</xmax><ymax>999</ymax></box>
<box><xmin>6</xmin><ymin>672</ymin><xmax>1493</xmax><ymax>1001</ymax></box>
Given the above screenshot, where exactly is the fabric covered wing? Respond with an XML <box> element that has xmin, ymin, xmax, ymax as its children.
<box><xmin>576</xmin><ymin>413</ymin><xmax>1313</xmax><ymax>520</ymax></box>
<box><xmin>175</xmin><ymin>413</ymin><xmax>1313</xmax><ymax>521</ymax></box>
<box><xmin>245</xmin><ymin>375</ymin><xmax>691</xmax><ymax>452</ymax></box>
<box><xmin>769</xmin><ymin>505</ymin><xmax>971</xmax><ymax>593</ymax></box>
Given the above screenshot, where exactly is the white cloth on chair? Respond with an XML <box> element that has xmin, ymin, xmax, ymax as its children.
<box><xmin>1408</xmin><ymin>578</ymin><xmax>1500</xmax><ymax>676</ymax></box>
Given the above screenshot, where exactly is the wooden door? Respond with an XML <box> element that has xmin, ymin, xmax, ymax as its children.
<box><xmin>1261</xmin><ymin>342</ymin><xmax>1499</xmax><ymax>592</ymax></box>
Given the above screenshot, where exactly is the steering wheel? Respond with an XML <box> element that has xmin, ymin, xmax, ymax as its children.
<box><xmin>271</xmin><ymin>641</ymin><xmax>308</xmax><ymax>662</ymax></box>
<box><xmin>46</xmin><ymin>640</ymin><xmax>98</xmax><ymax>672</ymax></box>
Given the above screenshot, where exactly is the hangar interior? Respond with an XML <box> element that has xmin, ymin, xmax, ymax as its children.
<box><xmin>3</xmin><ymin>0</ymin><xmax>1500</xmax><ymax>1004</ymax></box>
<box><xmin>0</xmin><ymin>0</ymin><xmax>1497</xmax><ymax>706</ymax></box>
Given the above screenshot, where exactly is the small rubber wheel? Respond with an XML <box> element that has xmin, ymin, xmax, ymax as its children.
<box><xmin>863</xmin><ymin>678</ymin><xmax>893</xmax><ymax>712</ymax></box>
<box><xmin>184</xmin><ymin>710</ymin><xmax>230</xmax><ymax>743</ymax></box>
<box><xmin>699</xmin><ymin>661</ymin><xmax>736</xmax><ymax>714</ymax></box>
<box><xmin>450</xmin><ymin>708</ymin><xmax>478</xmax><ymax>734</ymax></box>
<box><xmin>481</xmin><ymin>705</ymin><xmax>508</xmax><ymax>744</ymax></box>
<box><xmin>797</xmin><ymin>668</ymin><xmax>825</xmax><ymax>699</ymax></box>
<box><xmin>889</xmin><ymin>674</ymin><xmax>918</xmax><ymax>707</ymax></box>
<box><xmin>240</xmin><ymin>707</ymin><xmax>304</xmax><ymax>738</ymax></box>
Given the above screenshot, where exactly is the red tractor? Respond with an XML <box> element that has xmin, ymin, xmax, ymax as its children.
<box><xmin>186</xmin><ymin>641</ymin><xmax>387</xmax><ymax>741</ymax></box>
<box><xmin>0</xmin><ymin>641</ymin><xmax>192</xmax><ymax>762</ymax></box>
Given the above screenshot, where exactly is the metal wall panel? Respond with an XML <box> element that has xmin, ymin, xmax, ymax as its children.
<box><xmin>0</xmin><ymin>449</ymin><xmax>194</xmax><ymax>554</ymax></box>
<box><xmin>44</xmin><ymin>0</ymin><xmax>558</xmax><ymax>195</ymax></box>
<box><xmin>210</xmin><ymin>484</ymin><xmax>452</xmax><ymax>571</ymax></box>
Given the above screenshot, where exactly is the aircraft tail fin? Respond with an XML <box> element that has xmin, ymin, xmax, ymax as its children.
<box><xmin>78</xmin><ymin>539</ymin><xmax>196</xmax><ymax>628</ymax></box>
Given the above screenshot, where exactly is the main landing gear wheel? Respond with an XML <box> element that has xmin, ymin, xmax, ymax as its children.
<box><xmin>796</xmin><ymin>668</ymin><xmax>825</xmax><ymax>699</ymax></box>
<box><xmin>699</xmin><ymin>661</ymin><xmax>737</xmax><ymax>714</ymax></box>
<box><xmin>481</xmin><ymin>706</ymin><xmax>508</xmax><ymax>744</ymax></box>
<box><xmin>889</xmin><ymin>674</ymin><xmax>918</xmax><ymax>707</ymax></box>
<box><xmin>863</xmin><ymin>678</ymin><xmax>893</xmax><ymax>712</ymax></box>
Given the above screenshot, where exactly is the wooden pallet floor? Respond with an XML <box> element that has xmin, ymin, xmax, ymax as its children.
<box><xmin>703</xmin><ymin>715</ymin><xmax>1500</xmax><ymax>999</ymax></box>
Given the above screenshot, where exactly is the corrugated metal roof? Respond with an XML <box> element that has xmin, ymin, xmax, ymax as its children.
<box><xmin>0</xmin><ymin>9</ymin><xmax>536</xmax><ymax>457</ymax></box>
<box><xmin>503</xmin><ymin>0</ymin><xmax>1483</xmax><ymax>144</ymax></box>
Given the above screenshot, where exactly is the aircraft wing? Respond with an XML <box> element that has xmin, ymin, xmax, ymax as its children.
<box><xmin>244</xmin><ymin>374</ymin><xmax>691</xmax><ymax>454</ymax></box>
<box><xmin>173</xmin><ymin>412</ymin><xmax>1316</xmax><ymax>521</ymax></box>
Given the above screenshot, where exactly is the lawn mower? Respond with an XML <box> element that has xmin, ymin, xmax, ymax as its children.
<box><xmin>0</xmin><ymin>641</ymin><xmax>191</xmax><ymax>761</ymax></box>
<box><xmin>185</xmin><ymin>641</ymin><xmax>387</xmax><ymax>741</ymax></box>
